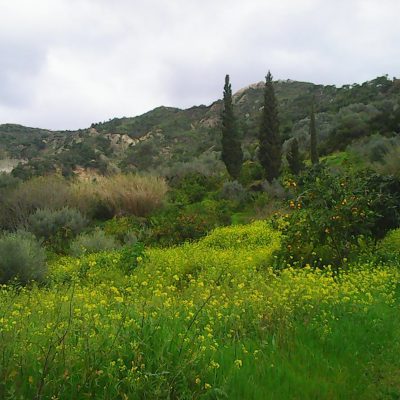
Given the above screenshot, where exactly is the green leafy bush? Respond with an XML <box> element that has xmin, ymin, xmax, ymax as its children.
<box><xmin>0</xmin><ymin>231</ymin><xmax>46</xmax><ymax>284</ymax></box>
<box><xmin>148</xmin><ymin>199</ymin><xmax>232</xmax><ymax>246</ymax></box>
<box><xmin>168</xmin><ymin>173</ymin><xmax>220</xmax><ymax>205</ymax></box>
<box><xmin>70</xmin><ymin>229</ymin><xmax>120</xmax><ymax>257</ymax></box>
<box><xmin>377</xmin><ymin>228</ymin><xmax>400</xmax><ymax>261</ymax></box>
<box><xmin>149</xmin><ymin>210</ymin><xmax>213</xmax><ymax>246</ymax></box>
<box><xmin>274</xmin><ymin>166</ymin><xmax>400</xmax><ymax>268</ymax></box>
<box><xmin>118</xmin><ymin>242</ymin><xmax>146</xmax><ymax>273</ymax></box>
<box><xmin>103</xmin><ymin>216</ymin><xmax>147</xmax><ymax>244</ymax></box>
<box><xmin>239</xmin><ymin>160</ymin><xmax>264</xmax><ymax>185</ymax></box>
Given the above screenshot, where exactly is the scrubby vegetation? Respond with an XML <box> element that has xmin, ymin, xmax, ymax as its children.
<box><xmin>0</xmin><ymin>231</ymin><xmax>46</xmax><ymax>284</ymax></box>
<box><xmin>0</xmin><ymin>160</ymin><xmax>399</xmax><ymax>398</ymax></box>
<box><xmin>0</xmin><ymin>74</ymin><xmax>400</xmax><ymax>398</ymax></box>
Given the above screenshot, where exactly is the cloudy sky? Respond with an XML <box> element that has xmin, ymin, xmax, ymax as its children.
<box><xmin>0</xmin><ymin>0</ymin><xmax>399</xmax><ymax>130</ymax></box>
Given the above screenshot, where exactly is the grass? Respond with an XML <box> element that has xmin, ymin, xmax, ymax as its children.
<box><xmin>70</xmin><ymin>173</ymin><xmax>168</xmax><ymax>218</ymax></box>
<box><xmin>0</xmin><ymin>222</ymin><xmax>399</xmax><ymax>399</ymax></box>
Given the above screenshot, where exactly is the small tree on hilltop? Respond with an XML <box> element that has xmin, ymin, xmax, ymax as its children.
<box><xmin>221</xmin><ymin>74</ymin><xmax>243</xmax><ymax>180</ymax></box>
<box><xmin>286</xmin><ymin>138</ymin><xmax>303</xmax><ymax>175</ymax></box>
<box><xmin>310</xmin><ymin>101</ymin><xmax>319</xmax><ymax>165</ymax></box>
<box><xmin>258</xmin><ymin>71</ymin><xmax>281</xmax><ymax>182</ymax></box>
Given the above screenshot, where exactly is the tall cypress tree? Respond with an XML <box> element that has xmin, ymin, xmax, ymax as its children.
<box><xmin>258</xmin><ymin>71</ymin><xmax>281</xmax><ymax>182</ymax></box>
<box><xmin>221</xmin><ymin>74</ymin><xmax>243</xmax><ymax>180</ymax></box>
<box><xmin>286</xmin><ymin>138</ymin><xmax>303</xmax><ymax>175</ymax></box>
<box><xmin>310</xmin><ymin>102</ymin><xmax>319</xmax><ymax>165</ymax></box>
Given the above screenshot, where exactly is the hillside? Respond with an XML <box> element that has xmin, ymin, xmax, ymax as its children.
<box><xmin>0</xmin><ymin>75</ymin><xmax>399</xmax><ymax>179</ymax></box>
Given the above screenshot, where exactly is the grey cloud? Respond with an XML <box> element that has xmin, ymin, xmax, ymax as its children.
<box><xmin>0</xmin><ymin>0</ymin><xmax>399</xmax><ymax>130</ymax></box>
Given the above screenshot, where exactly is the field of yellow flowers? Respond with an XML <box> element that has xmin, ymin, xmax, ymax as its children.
<box><xmin>1</xmin><ymin>221</ymin><xmax>400</xmax><ymax>399</ymax></box>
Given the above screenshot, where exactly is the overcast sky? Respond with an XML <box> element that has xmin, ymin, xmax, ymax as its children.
<box><xmin>0</xmin><ymin>0</ymin><xmax>399</xmax><ymax>130</ymax></box>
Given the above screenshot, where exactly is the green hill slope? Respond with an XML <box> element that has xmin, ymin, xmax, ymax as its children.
<box><xmin>1</xmin><ymin>75</ymin><xmax>399</xmax><ymax>178</ymax></box>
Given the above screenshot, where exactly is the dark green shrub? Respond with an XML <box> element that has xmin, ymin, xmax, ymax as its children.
<box><xmin>148</xmin><ymin>196</ymin><xmax>236</xmax><ymax>246</ymax></box>
<box><xmin>239</xmin><ymin>161</ymin><xmax>263</xmax><ymax>186</ymax></box>
<box><xmin>118</xmin><ymin>242</ymin><xmax>146</xmax><ymax>273</ymax></box>
<box><xmin>0</xmin><ymin>231</ymin><xmax>46</xmax><ymax>284</ymax></box>
<box><xmin>168</xmin><ymin>173</ymin><xmax>220</xmax><ymax>205</ymax></box>
<box><xmin>27</xmin><ymin>208</ymin><xmax>88</xmax><ymax>252</ymax></box>
<box><xmin>377</xmin><ymin>228</ymin><xmax>400</xmax><ymax>262</ymax></box>
<box><xmin>363</xmin><ymin>173</ymin><xmax>400</xmax><ymax>237</ymax></box>
<box><xmin>103</xmin><ymin>216</ymin><xmax>149</xmax><ymax>244</ymax></box>
<box><xmin>70</xmin><ymin>229</ymin><xmax>120</xmax><ymax>257</ymax></box>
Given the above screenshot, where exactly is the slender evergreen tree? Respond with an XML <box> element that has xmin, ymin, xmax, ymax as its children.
<box><xmin>258</xmin><ymin>71</ymin><xmax>281</xmax><ymax>182</ymax></box>
<box><xmin>286</xmin><ymin>138</ymin><xmax>303</xmax><ymax>175</ymax></box>
<box><xmin>310</xmin><ymin>102</ymin><xmax>319</xmax><ymax>165</ymax></box>
<box><xmin>221</xmin><ymin>74</ymin><xmax>243</xmax><ymax>180</ymax></box>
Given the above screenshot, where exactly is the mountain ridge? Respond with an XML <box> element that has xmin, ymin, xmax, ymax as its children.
<box><xmin>0</xmin><ymin>75</ymin><xmax>399</xmax><ymax>178</ymax></box>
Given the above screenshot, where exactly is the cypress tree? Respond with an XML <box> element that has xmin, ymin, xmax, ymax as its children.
<box><xmin>286</xmin><ymin>138</ymin><xmax>303</xmax><ymax>175</ymax></box>
<box><xmin>258</xmin><ymin>71</ymin><xmax>281</xmax><ymax>182</ymax></box>
<box><xmin>221</xmin><ymin>74</ymin><xmax>243</xmax><ymax>180</ymax></box>
<box><xmin>310</xmin><ymin>102</ymin><xmax>319</xmax><ymax>164</ymax></box>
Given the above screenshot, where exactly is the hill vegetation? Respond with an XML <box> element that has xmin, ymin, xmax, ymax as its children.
<box><xmin>1</xmin><ymin>75</ymin><xmax>399</xmax><ymax>179</ymax></box>
<box><xmin>0</xmin><ymin>73</ymin><xmax>400</xmax><ymax>398</ymax></box>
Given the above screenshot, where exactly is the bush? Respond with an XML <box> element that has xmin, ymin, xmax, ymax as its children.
<box><xmin>0</xmin><ymin>231</ymin><xmax>46</xmax><ymax>284</ymax></box>
<box><xmin>0</xmin><ymin>173</ymin><xmax>21</xmax><ymax>191</ymax></box>
<box><xmin>70</xmin><ymin>229</ymin><xmax>120</xmax><ymax>257</ymax></box>
<box><xmin>103</xmin><ymin>216</ymin><xmax>149</xmax><ymax>244</ymax></box>
<box><xmin>219</xmin><ymin>181</ymin><xmax>249</xmax><ymax>205</ymax></box>
<box><xmin>239</xmin><ymin>161</ymin><xmax>264</xmax><ymax>186</ymax></box>
<box><xmin>2</xmin><ymin>175</ymin><xmax>71</xmax><ymax>229</ymax></box>
<box><xmin>373</xmin><ymin>145</ymin><xmax>400</xmax><ymax>178</ymax></box>
<box><xmin>168</xmin><ymin>173</ymin><xmax>221</xmax><ymax>205</ymax></box>
<box><xmin>274</xmin><ymin>166</ymin><xmax>398</xmax><ymax>268</ymax></box>
<box><xmin>149</xmin><ymin>206</ymin><xmax>218</xmax><ymax>247</ymax></box>
<box><xmin>27</xmin><ymin>208</ymin><xmax>88</xmax><ymax>252</ymax></box>
<box><xmin>262</xmin><ymin>179</ymin><xmax>287</xmax><ymax>199</ymax></box>
<box><xmin>159</xmin><ymin>152</ymin><xmax>225</xmax><ymax>181</ymax></box>
<box><xmin>377</xmin><ymin>229</ymin><xmax>400</xmax><ymax>261</ymax></box>
<box><xmin>118</xmin><ymin>242</ymin><xmax>146</xmax><ymax>273</ymax></box>
<box><xmin>68</xmin><ymin>179</ymin><xmax>108</xmax><ymax>219</ymax></box>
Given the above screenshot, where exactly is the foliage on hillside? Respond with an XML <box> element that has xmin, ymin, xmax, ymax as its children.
<box><xmin>1</xmin><ymin>75</ymin><xmax>399</xmax><ymax>178</ymax></box>
<box><xmin>0</xmin><ymin>75</ymin><xmax>400</xmax><ymax>398</ymax></box>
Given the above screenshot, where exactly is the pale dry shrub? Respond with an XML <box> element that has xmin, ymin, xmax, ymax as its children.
<box><xmin>3</xmin><ymin>175</ymin><xmax>72</xmax><ymax>229</ymax></box>
<box><xmin>69</xmin><ymin>179</ymin><xmax>103</xmax><ymax>218</ymax></box>
<box><xmin>93</xmin><ymin>174</ymin><xmax>167</xmax><ymax>217</ymax></box>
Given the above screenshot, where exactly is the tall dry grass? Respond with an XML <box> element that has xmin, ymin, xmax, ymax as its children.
<box><xmin>0</xmin><ymin>173</ymin><xmax>167</xmax><ymax>229</ymax></box>
<box><xmin>94</xmin><ymin>174</ymin><xmax>167</xmax><ymax>217</ymax></box>
<box><xmin>70</xmin><ymin>173</ymin><xmax>168</xmax><ymax>217</ymax></box>
<box><xmin>2</xmin><ymin>175</ymin><xmax>71</xmax><ymax>229</ymax></box>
